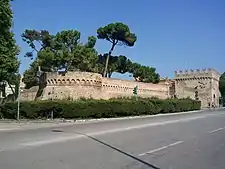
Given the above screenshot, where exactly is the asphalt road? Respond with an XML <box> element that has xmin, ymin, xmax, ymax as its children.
<box><xmin>0</xmin><ymin>109</ymin><xmax>225</xmax><ymax>169</ymax></box>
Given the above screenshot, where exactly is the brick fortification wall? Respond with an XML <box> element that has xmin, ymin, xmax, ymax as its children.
<box><xmin>41</xmin><ymin>71</ymin><xmax>170</xmax><ymax>100</ymax></box>
<box><xmin>20</xmin><ymin>68</ymin><xmax>221</xmax><ymax>109</ymax></box>
<box><xmin>174</xmin><ymin>68</ymin><xmax>221</xmax><ymax>108</ymax></box>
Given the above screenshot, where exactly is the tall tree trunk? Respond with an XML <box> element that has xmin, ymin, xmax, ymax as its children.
<box><xmin>103</xmin><ymin>43</ymin><xmax>115</xmax><ymax>77</ymax></box>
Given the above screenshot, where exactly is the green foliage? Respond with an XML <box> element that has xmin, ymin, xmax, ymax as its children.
<box><xmin>0</xmin><ymin>0</ymin><xmax>19</xmax><ymax>84</ymax></box>
<box><xmin>97</xmin><ymin>54</ymin><xmax>133</xmax><ymax>77</ymax></box>
<box><xmin>22</xmin><ymin>23</ymin><xmax>160</xmax><ymax>88</ymax></box>
<box><xmin>22</xmin><ymin>60</ymin><xmax>39</xmax><ymax>89</ymax></box>
<box><xmin>97</xmin><ymin>54</ymin><xmax>159</xmax><ymax>83</ymax></box>
<box><xmin>97</xmin><ymin>22</ymin><xmax>137</xmax><ymax>77</ymax></box>
<box><xmin>86</xmin><ymin>36</ymin><xmax>97</xmax><ymax>48</ymax></box>
<box><xmin>22</xmin><ymin>22</ymin><xmax>160</xmax><ymax>88</ymax></box>
<box><xmin>0</xmin><ymin>98</ymin><xmax>201</xmax><ymax>119</ymax></box>
<box><xmin>70</xmin><ymin>43</ymin><xmax>98</xmax><ymax>72</ymax></box>
<box><xmin>219</xmin><ymin>72</ymin><xmax>225</xmax><ymax>98</ymax></box>
<box><xmin>21</xmin><ymin>29</ymin><xmax>54</xmax><ymax>59</ymax></box>
<box><xmin>133</xmin><ymin>86</ymin><xmax>138</xmax><ymax>95</ymax></box>
<box><xmin>22</xmin><ymin>29</ymin><xmax>98</xmax><ymax>88</ymax></box>
<box><xmin>129</xmin><ymin>63</ymin><xmax>160</xmax><ymax>83</ymax></box>
<box><xmin>97</xmin><ymin>22</ymin><xmax>137</xmax><ymax>47</ymax></box>
<box><xmin>117</xmin><ymin>55</ymin><xmax>133</xmax><ymax>74</ymax></box>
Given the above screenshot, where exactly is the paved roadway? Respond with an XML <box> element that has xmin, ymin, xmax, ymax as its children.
<box><xmin>0</xmin><ymin>109</ymin><xmax>225</xmax><ymax>169</ymax></box>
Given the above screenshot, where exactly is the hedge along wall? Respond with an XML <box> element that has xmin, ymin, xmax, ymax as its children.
<box><xmin>0</xmin><ymin>98</ymin><xmax>201</xmax><ymax>119</ymax></box>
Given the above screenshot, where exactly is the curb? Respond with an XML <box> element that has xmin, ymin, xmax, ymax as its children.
<box><xmin>60</xmin><ymin>107</ymin><xmax>225</xmax><ymax>124</ymax></box>
<box><xmin>0</xmin><ymin>108</ymin><xmax>224</xmax><ymax>132</ymax></box>
<box><xmin>0</xmin><ymin>123</ymin><xmax>75</xmax><ymax>132</ymax></box>
<box><xmin>72</xmin><ymin>109</ymin><xmax>205</xmax><ymax>123</ymax></box>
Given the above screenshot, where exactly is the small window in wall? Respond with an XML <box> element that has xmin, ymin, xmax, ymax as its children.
<box><xmin>213</xmin><ymin>94</ymin><xmax>216</xmax><ymax>99</ymax></box>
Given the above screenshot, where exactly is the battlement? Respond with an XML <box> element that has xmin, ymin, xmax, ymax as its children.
<box><xmin>175</xmin><ymin>68</ymin><xmax>216</xmax><ymax>75</ymax></box>
<box><xmin>34</xmin><ymin>70</ymin><xmax>170</xmax><ymax>101</ymax></box>
<box><xmin>45</xmin><ymin>71</ymin><xmax>168</xmax><ymax>93</ymax></box>
<box><xmin>174</xmin><ymin>68</ymin><xmax>220</xmax><ymax>80</ymax></box>
<box><xmin>45</xmin><ymin>71</ymin><xmax>102</xmax><ymax>86</ymax></box>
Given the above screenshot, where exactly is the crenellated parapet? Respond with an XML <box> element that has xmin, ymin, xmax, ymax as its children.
<box><xmin>102</xmin><ymin>78</ymin><xmax>169</xmax><ymax>93</ymax></box>
<box><xmin>174</xmin><ymin>68</ymin><xmax>217</xmax><ymax>76</ymax></box>
<box><xmin>45</xmin><ymin>71</ymin><xmax>102</xmax><ymax>87</ymax></box>
<box><xmin>174</xmin><ymin>68</ymin><xmax>220</xmax><ymax>81</ymax></box>
<box><xmin>44</xmin><ymin>71</ymin><xmax>170</xmax><ymax>94</ymax></box>
<box><xmin>41</xmin><ymin>71</ymin><xmax>170</xmax><ymax>100</ymax></box>
<box><xmin>20</xmin><ymin>68</ymin><xmax>220</xmax><ymax>108</ymax></box>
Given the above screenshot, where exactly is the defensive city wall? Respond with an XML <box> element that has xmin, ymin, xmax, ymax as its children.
<box><xmin>20</xmin><ymin>68</ymin><xmax>221</xmax><ymax>108</ymax></box>
<box><xmin>20</xmin><ymin>71</ymin><xmax>172</xmax><ymax>101</ymax></box>
<box><xmin>42</xmin><ymin>71</ymin><xmax>171</xmax><ymax>100</ymax></box>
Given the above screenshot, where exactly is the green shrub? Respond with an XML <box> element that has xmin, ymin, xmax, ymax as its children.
<box><xmin>0</xmin><ymin>109</ymin><xmax>3</xmax><ymax>119</ymax></box>
<box><xmin>0</xmin><ymin>98</ymin><xmax>201</xmax><ymax>119</ymax></box>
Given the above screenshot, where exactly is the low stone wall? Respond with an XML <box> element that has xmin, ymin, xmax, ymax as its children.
<box><xmin>20</xmin><ymin>86</ymin><xmax>39</xmax><ymax>101</ymax></box>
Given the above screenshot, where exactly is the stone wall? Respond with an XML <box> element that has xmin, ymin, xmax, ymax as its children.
<box><xmin>42</xmin><ymin>71</ymin><xmax>102</xmax><ymax>100</ymax></box>
<box><xmin>20</xmin><ymin>86</ymin><xmax>39</xmax><ymax>101</ymax></box>
<box><xmin>101</xmin><ymin>78</ymin><xmax>169</xmax><ymax>99</ymax></box>
<box><xmin>174</xmin><ymin>68</ymin><xmax>221</xmax><ymax>108</ymax></box>
<box><xmin>20</xmin><ymin>68</ymin><xmax>221</xmax><ymax>109</ymax></box>
<box><xmin>18</xmin><ymin>76</ymin><xmax>39</xmax><ymax>101</ymax></box>
<box><xmin>41</xmin><ymin>71</ymin><xmax>171</xmax><ymax>100</ymax></box>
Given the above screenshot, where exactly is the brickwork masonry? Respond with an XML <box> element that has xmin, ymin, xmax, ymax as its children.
<box><xmin>174</xmin><ymin>68</ymin><xmax>221</xmax><ymax>108</ymax></box>
<box><xmin>20</xmin><ymin>68</ymin><xmax>221</xmax><ymax>109</ymax></box>
<box><xmin>39</xmin><ymin>71</ymin><xmax>171</xmax><ymax>101</ymax></box>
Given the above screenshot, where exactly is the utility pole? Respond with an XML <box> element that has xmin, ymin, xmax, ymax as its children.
<box><xmin>17</xmin><ymin>76</ymin><xmax>21</xmax><ymax>121</ymax></box>
<box><xmin>51</xmin><ymin>87</ymin><xmax>54</xmax><ymax>120</ymax></box>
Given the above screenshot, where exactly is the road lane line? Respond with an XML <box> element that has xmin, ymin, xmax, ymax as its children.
<box><xmin>19</xmin><ymin>116</ymin><xmax>204</xmax><ymax>148</ymax></box>
<box><xmin>1</xmin><ymin>111</ymin><xmax>224</xmax><ymax>133</ymax></box>
<box><xmin>12</xmin><ymin>113</ymin><xmax>224</xmax><ymax>149</ymax></box>
<box><xmin>208</xmin><ymin>127</ymin><xmax>225</xmax><ymax>134</ymax></box>
<box><xmin>138</xmin><ymin>141</ymin><xmax>183</xmax><ymax>156</ymax></box>
<box><xmin>0</xmin><ymin>128</ymin><xmax>20</xmax><ymax>131</ymax></box>
<box><xmin>20</xmin><ymin>135</ymin><xmax>85</xmax><ymax>147</ymax></box>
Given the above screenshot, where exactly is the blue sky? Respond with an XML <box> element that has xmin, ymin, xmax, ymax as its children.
<box><xmin>12</xmin><ymin>0</ymin><xmax>225</xmax><ymax>79</ymax></box>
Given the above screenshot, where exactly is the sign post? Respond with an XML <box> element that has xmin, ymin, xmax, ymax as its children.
<box><xmin>17</xmin><ymin>79</ymin><xmax>20</xmax><ymax>121</ymax></box>
<box><xmin>133</xmin><ymin>86</ymin><xmax>138</xmax><ymax>101</ymax></box>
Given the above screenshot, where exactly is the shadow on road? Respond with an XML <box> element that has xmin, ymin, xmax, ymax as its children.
<box><xmin>75</xmin><ymin>132</ymin><xmax>160</xmax><ymax>169</ymax></box>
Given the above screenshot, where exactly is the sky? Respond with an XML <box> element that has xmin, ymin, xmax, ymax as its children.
<box><xmin>11</xmin><ymin>0</ymin><xmax>225</xmax><ymax>79</ymax></box>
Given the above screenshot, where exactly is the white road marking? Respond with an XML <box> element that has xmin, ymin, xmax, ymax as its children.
<box><xmin>21</xmin><ymin>135</ymin><xmax>85</xmax><ymax>147</ymax></box>
<box><xmin>0</xmin><ymin>128</ymin><xmax>20</xmax><ymax>131</ymax></box>
<box><xmin>138</xmin><ymin>141</ymin><xmax>183</xmax><ymax>156</ymax></box>
<box><xmin>208</xmin><ymin>127</ymin><xmax>225</xmax><ymax>134</ymax></box>
<box><xmin>20</xmin><ymin>116</ymin><xmax>205</xmax><ymax>147</ymax></box>
<box><xmin>10</xmin><ymin>112</ymin><xmax>225</xmax><ymax>149</ymax></box>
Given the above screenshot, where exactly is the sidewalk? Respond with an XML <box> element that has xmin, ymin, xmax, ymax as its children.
<box><xmin>0</xmin><ymin>120</ymin><xmax>74</xmax><ymax>132</ymax></box>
